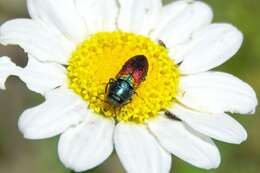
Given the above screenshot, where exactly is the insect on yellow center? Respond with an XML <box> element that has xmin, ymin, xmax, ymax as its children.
<box><xmin>67</xmin><ymin>32</ymin><xmax>179</xmax><ymax>123</ymax></box>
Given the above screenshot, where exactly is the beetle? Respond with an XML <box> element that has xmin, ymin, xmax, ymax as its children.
<box><xmin>106</xmin><ymin>55</ymin><xmax>149</xmax><ymax>107</ymax></box>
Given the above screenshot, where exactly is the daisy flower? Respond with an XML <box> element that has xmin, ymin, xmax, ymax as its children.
<box><xmin>0</xmin><ymin>0</ymin><xmax>258</xmax><ymax>172</ymax></box>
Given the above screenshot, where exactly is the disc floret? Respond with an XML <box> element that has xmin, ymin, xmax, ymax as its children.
<box><xmin>67</xmin><ymin>32</ymin><xmax>179</xmax><ymax>123</ymax></box>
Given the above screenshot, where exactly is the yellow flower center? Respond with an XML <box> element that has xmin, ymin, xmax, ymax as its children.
<box><xmin>67</xmin><ymin>32</ymin><xmax>179</xmax><ymax>123</ymax></box>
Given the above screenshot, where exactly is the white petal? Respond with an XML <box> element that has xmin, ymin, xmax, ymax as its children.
<box><xmin>118</xmin><ymin>0</ymin><xmax>162</xmax><ymax>35</ymax></box>
<box><xmin>178</xmin><ymin>24</ymin><xmax>243</xmax><ymax>74</ymax></box>
<box><xmin>152</xmin><ymin>1</ymin><xmax>213</xmax><ymax>52</ymax></box>
<box><xmin>148</xmin><ymin>115</ymin><xmax>220</xmax><ymax>169</ymax></box>
<box><xmin>178</xmin><ymin>71</ymin><xmax>258</xmax><ymax>114</ymax></box>
<box><xmin>58</xmin><ymin>112</ymin><xmax>114</xmax><ymax>172</ymax></box>
<box><xmin>18</xmin><ymin>88</ymin><xmax>87</xmax><ymax>139</ymax></box>
<box><xmin>159</xmin><ymin>0</ymin><xmax>190</xmax><ymax>21</ymax></box>
<box><xmin>27</xmin><ymin>0</ymin><xmax>87</xmax><ymax>43</ymax></box>
<box><xmin>114</xmin><ymin>123</ymin><xmax>171</xmax><ymax>173</ymax></box>
<box><xmin>0</xmin><ymin>19</ymin><xmax>74</xmax><ymax>64</ymax></box>
<box><xmin>75</xmin><ymin>0</ymin><xmax>118</xmax><ymax>33</ymax></box>
<box><xmin>0</xmin><ymin>56</ymin><xmax>19</xmax><ymax>89</ymax></box>
<box><xmin>169</xmin><ymin>104</ymin><xmax>248</xmax><ymax>144</ymax></box>
<box><xmin>17</xmin><ymin>56</ymin><xmax>67</xmax><ymax>95</ymax></box>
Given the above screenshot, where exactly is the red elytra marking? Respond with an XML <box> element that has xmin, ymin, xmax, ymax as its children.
<box><xmin>117</xmin><ymin>55</ymin><xmax>148</xmax><ymax>87</ymax></box>
<box><xmin>132</xmin><ymin>68</ymin><xmax>146</xmax><ymax>86</ymax></box>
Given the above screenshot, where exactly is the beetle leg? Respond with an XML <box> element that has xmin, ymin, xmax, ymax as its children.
<box><xmin>134</xmin><ymin>91</ymin><xmax>145</xmax><ymax>101</ymax></box>
<box><xmin>105</xmin><ymin>83</ymin><xmax>109</xmax><ymax>94</ymax></box>
<box><xmin>104</xmin><ymin>78</ymin><xmax>116</xmax><ymax>94</ymax></box>
<box><xmin>93</xmin><ymin>95</ymin><xmax>111</xmax><ymax>105</ymax></box>
<box><xmin>118</xmin><ymin>99</ymin><xmax>132</xmax><ymax>113</ymax></box>
<box><xmin>113</xmin><ymin>106</ymin><xmax>117</xmax><ymax>117</ymax></box>
<box><xmin>134</xmin><ymin>91</ymin><xmax>139</xmax><ymax>97</ymax></box>
<box><xmin>121</xmin><ymin>99</ymin><xmax>132</xmax><ymax>108</ymax></box>
<box><xmin>109</xmin><ymin>78</ymin><xmax>116</xmax><ymax>83</ymax></box>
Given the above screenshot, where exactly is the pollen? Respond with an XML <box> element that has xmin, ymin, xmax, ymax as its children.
<box><xmin>67</xmin><ymin>32</ymin><xmax>179</xmax><ymax>123</ymax></box>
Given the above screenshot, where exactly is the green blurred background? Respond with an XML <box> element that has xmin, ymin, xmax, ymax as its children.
<box><xmin>0</xmin><ymin>0</ymin><xmax>259</xmax><ymax>173</ymax></box>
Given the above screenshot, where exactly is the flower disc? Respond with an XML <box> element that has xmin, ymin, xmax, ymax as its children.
<box><xmin>68</xmin><ymin>32</ymin><xmax>179</xmax><ymax>123</ymax></box>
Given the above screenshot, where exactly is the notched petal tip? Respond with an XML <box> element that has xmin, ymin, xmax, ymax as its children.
<box><xmin>0</xmin><ymin>18</ymin><xmax>74</xmax><ymax>65</ymax></box>
<box><xmin>17</xmin><ymin>56</ymin><xmax>67</xmax><ymax>95</ymax></box>
<box><xmin>18</xmin><ymin>88</ymin><xmax>88</xmax><ymax>140</ymax></box>
<box><xmin>58</xmin><ymin>112</ymin><xmax>115</xmax><ymax>172</ymax></box>
<box><xmin>0</xmin><ymin>56</ymin><xmax>21</xmax><ymax>90</ymax></box>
